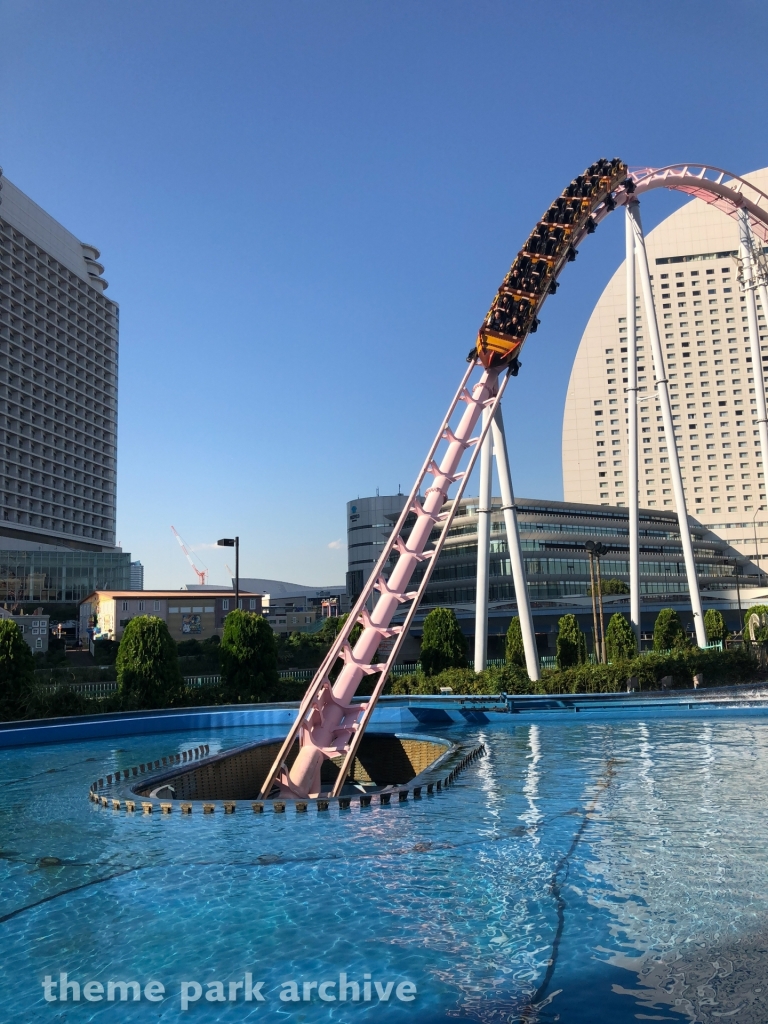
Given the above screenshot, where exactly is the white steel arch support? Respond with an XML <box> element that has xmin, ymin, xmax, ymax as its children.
<box><xmin>625</xmin><ymin>207</ymin><xmax>641</xmax><ymax>650</ymax></box>
<box><xmin>738</xmin><ymin>211</ymin><xmax>768</xmax><ymax>499</ymax></box>
<box><xmin>474</xmin><ymin>407</ymin><xmax>493</xmax><ymax>671</ymax></box>
<box><xmin>627</xmin><ymin>200</ymin><xmax>707</xmax><ymax>648</ymax></box>
<box><xmin>491</xmin><ymin>406</ymin><xmax>540</xmax><ymax>681</ymax></box>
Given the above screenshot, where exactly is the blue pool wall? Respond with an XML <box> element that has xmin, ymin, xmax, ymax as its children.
<box><xmin>2</xmin><ymin>686</ymin><xmax>768</xmax><ymax>747</ymax></box>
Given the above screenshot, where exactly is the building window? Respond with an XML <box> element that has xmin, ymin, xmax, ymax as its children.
<box><xmin>36</xmin><ymin>638</ymin><xmax>42</xmax><ymax>648</ymax></box>
<box><xmin>154</xmin><ymin>601</ymin><xmax>160</xmax><ymax>611</ymax></box>
<box><xmin>138</xmin><ymin>601</ymin><xmax>144</xmax><ymax>611</ymax></box>
<box><xmin>122</xmin><ymin>601</ymin><xmax>129</xmax><ymax>611</ymax></box>
<box><xmin>249</xmin><ymin>599</ymin><xmax>257</xmax><ymax>610</ymax></box>
<box><xmin>222</xmin><ymin>599</ymin><xmax>229</xmax><ymax>611</ymax></box>
<box><xmin>169</xmin><ymin>607</ymin><xmax>179</xmax><ymax>614</ymax></box>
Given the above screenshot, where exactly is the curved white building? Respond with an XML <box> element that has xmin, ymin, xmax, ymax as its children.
<box><xmin>563</xmin><ymin>167</ymin><xmax>768</xmax><ymax>560</ymax></box>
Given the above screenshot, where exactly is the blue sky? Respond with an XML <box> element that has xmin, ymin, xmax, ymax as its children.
<box><xmin>2</xmin><ymin>0</ymin><xmax>768</xmax><ymax>588</ymax></box>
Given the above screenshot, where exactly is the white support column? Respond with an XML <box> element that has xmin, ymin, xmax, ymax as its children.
<box><xmin>625</xmin><ymin>206</ymin><xmax>641</xmax><ymax>651</ymax></box>
<box><xmin>474</xmin><ymin>406</ymin><xmax>492</xmax><ymax>671</ymax></box>
<box><xmin>739</xmin><ymin>211</ymin><xmax>768</xmax><ymax>492</ymax></box>
<box><xmin>627</xmin><ymin>200</ymin><xmax>708</xmax><ymax>649</ymax></box>
<box><xmin>491</xmin><ymin>406</ymin><xmax>540</xmax><ymax>681</ymax></box>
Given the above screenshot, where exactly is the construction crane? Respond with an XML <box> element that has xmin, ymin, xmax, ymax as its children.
<box><xmin>170</xmin><ymin>526</ymin><xmax>208</xmax><ymax>586</ymax></box>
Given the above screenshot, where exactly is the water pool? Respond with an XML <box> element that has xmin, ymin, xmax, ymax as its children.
<box><xmin>3</xmin><ymin>714</ymin><xmax>768</xmax><ymax>1023</ymax></box>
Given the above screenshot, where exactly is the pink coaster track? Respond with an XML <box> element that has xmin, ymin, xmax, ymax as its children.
<box><xmin>259</xmin><ymin>160</ymin><xmax>768</xmax><ymax>801</ymax></box>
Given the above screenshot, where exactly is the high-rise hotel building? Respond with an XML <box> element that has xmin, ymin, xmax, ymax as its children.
<box><xmin>0</xmin><ymin>171</ymin><xmax>130</xmax><ymax>603</ymax></box>
<box><xmin>563</xmin><ymin>167</ymin><xmax>768</xmax><ymax>562</ymax></box>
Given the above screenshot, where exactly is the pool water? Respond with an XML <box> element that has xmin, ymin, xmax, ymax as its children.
<box><xmin>3</xmin><ymin>715</ymin><xmax>768</xmax><ymax>1023</ymax></box>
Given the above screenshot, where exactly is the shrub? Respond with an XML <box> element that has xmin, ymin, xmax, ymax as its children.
<box><xmin>704</xmin><ymin>609</ymin><xmax>728</xmax><ymax>645</ymax></box>
<box><xmin>420</xmin><ymin>608</ymin><xmax>468</xmax><ymax>676</ymax></box>
<box><xmin>116</xmin><ymin>616</ymin><xmax>184</xmax><ymax>709</ymax></box>
<box><xmin>653</xmin><ymin>608</ymin><xmax>685</xmax><ymax>652</ymax></box>
<box><xmin>92</xmin><ymin>638</ymin><xmax>119</xmax><ymax>665</ymax></box>
<box><xmin>220</xmin><ymin>610</ymin><xmax>280</xmax><ymax>702</ymax></box>
<box><xmin>556</xmin><ymin>614</ymin><xmax>586</xmax><ymax>669</ymax></box>
<box><xmin>505</xmin><ymin>617</ymin><xmax>525</xmax><ymax>667</ymax></box>
<box><xmin>0</xmin><ymin>620</ymin><xmax>35</xmax><ymax>719</ymax></box>
<box><xmin>605</xmin><ymin>613</ymin><xmax>637</xmax><ymax>662</ymax></box>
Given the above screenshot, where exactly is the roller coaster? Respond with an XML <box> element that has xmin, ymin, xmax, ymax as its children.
<box><xmin>260</xmin><ymin>161</ymin><xmax>768</xmax><ymax>800</ymax></box>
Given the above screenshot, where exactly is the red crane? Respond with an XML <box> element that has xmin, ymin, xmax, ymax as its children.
<box><xmin>170</xmin><ymin>526</ymin><xmax>208</xmax><ymax>586</ymax></box>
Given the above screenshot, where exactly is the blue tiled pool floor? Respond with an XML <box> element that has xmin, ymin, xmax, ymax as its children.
<box><xmin>2</xmin><ymin>717</ymin><xmax>768</xmax><ymax>1022</ymax></box>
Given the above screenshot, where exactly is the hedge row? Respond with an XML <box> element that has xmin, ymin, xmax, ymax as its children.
<box><xmin>11</xmin><ymin>647</ymin><xmax>764</xmax><ymax>722</ymax></box>
<box><xmin>388</xmin><ymin>647</ymin><xmax>764</xmax><ymax>696</ymax></box>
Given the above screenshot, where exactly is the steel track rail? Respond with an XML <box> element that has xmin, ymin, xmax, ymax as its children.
<box><xmin>329</xmin><ymin>370</ymin><xmax>511</xmax><ymax>796</ymax></box>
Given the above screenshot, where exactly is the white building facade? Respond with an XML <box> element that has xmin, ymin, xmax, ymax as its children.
<box><xmin>0</xmin><ymin>172</ymin><xmax>118</xmax><ymax>550</ymax></box>
<box><xmin>563</xmin><ymin>167</ymin><xmax>768</xmax><ymax>562</ymax></box>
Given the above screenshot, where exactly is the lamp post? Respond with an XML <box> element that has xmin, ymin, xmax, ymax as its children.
<box><xmin>585</xmin><ymin>541</ymin><xmax>610</xmax><ymax>663</ymax></box>
<box><xmin>585</xmin><ymin>541</ymin><xmax>600</xmax><ymax>663</ymax></box>
<box><xmin>752</xmin><ymin>505</ymin><xmax>766</xmax><ymax>584</ymax></box>
<box><xmin>594</xmin><ymin>542</ymin><xmax>609</xmax><ymax>663</ymax></box>
<box><xmin>734</xmin><ymin>560</ymin><xmax>743</xmax><ymax>637</ymax></box>
<box><xmin>217</xmin><ymin>537</ymin><xmax>239</xmax><ymax>611</ymax></box>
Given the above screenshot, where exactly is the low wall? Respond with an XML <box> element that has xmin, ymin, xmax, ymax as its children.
<box><xmin>3</xmin><ymin>685</ymin><xmax>768</xmax><ymax>748</ymax></box>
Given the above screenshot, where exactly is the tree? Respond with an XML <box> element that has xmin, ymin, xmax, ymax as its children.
<box><xmin>505</xmin><ymin>616</ymin><xmax>525</xmax><ymax>667</ymax></box>
<box><xmin>605</xmin><ymin>613</ymin><xmax>637</xmax><ymax>661</ymax></box>
<box><xmin>587</xmin><ymin>578</ymin><xmax>629</xmax><ymax>596</ymax></box>
<box><xmin>220</xmin><ymin>610</ymin><xmax>279</xmax><ymax>701</ymax></box>
<box><xmin>0</xmin><ymin>620</ymin><xmax>35</xmax><ymax>719</ymax></box>
<box><xmin>653</xmin><ymin>608</ymin><xmax>685</xmax><ymax>652</ymax></box>
<box><xmin>116</xmin><ymin>616</ymin><xmax>184</xmax><ymax>708</ymax></box>
<box><xmin>704</xmin><ymin>608</ymin><xmax>728</xmax><ymax>645</ymax></box>
<box><xmin>556</xmin><ymin>614</ymin><xmax>586</xmax><ymax>669</ymax></box>
<box><xmin>420</xmin><ymin>608</ymin><xmax>468</xmax><ymax>676</ymax></box>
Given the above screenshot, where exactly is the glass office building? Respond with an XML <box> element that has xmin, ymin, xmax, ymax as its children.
<box><xmin>348</xmin><ymin>494</ymin><xmax>758</xmax><ymax>646</ymax></box>
<box><xmin>0</xmin><ymin>548</ymin><xmax>130</xmax><ymax>603</ymax></box>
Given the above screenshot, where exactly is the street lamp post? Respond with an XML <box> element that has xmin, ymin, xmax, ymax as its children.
<box><xmin>585</xmin><ymin>541</ymin><xmax>610</xmax><ymax>663</ymax></box>
<box><xmin>585</xmin><ymin>542</ymin><xmax>600</xmax><ymax>662</ymax></box>
<box><xmin>752</xmin><ymin>505</ymin><xmax>766</xmax><ymax>583</ymax></box>
<box><xmin>217</xmin><ymin>537</ymin><xmax>239</xmax><ymax>610</ymax></box>
<box><xmin>594</xmin><ymin>542</ymin><xmax>609</xmax><ymax>664</ymax></box>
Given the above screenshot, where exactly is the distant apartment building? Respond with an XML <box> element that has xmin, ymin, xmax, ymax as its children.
<box><xmin>562</xmin><ymin>166</ymin><xmax>768</xmax><ymax>563</ymax></box>
<box><xmin>80</xmin><ymin>589</ymin><xmax>262</xmax><ymax>643</ymax></box>
<box><xmin>130</xmin><ymin>560</ymin><xmax>144</xmax><ymax>590</ymax></box>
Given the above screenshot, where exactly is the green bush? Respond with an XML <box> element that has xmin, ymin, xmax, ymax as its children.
<box><xmin>505</xmin><ymin>617</ymin><xmax>525</xmax><ymax>667</ymax></box>
<box><xmin>0</xmin><ymin>620</ymin><xmax>36</xmax><ymax>719</ymax></box>
<box><xmin>704</xmin><ymin>608</ymin><xmax>728</xmax><ymax>644</ymax></box>
<box><xmin>116</xmin><ymin>616</ymin><xmax>184</xmax><ymax>709</ymax></box>
<box><xmin>220</xmin><ymin>610</ymin><xmax>279</xmax><ymax>702</ymax></box>
<box><xmin>92</xmin><ymin>638</ymin><xmax>119</xmax><ymax>665</ymax></box>
<box><xmin>605</xmin><ymin>613</ymin><xmax>637</xmax><ymax>661</ymax></box>
<box><xmin>653</xmin><ymin>608</ymin><xmax>685</xmax><ymax>651</ymax></box>
<box><xmin>420</xmin><ymin>608</ymin><xmax>468</xmax><ymax>676</ymax></box>
<box><xmin>556</xmin><ymin>614</ymin><xmax>587</xmax><ymax>669</ymax></box>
